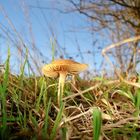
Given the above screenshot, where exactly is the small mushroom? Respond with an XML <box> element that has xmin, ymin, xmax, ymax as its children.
<box><xmin>42</xmin><ymin>59</ymin><xmax>88</xmax><ymax>105</ymax></box>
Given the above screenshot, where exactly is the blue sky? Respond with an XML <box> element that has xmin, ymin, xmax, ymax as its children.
<box><xmin>0</xmin><ymin>0</ymin><xmax>112</xmax><ymax>75</ymax></box>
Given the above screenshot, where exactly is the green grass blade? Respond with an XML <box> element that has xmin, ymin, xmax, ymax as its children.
<box><xmin>3</xmin><ymin>49</ymin><xmax>10</xmax><ymax>91</ymax></box>
<box><xmin>50</xmin><ymin>103</ymin><xmax>64</xmax><ymax>140</ymax></box>
<box><xmin>23</xmin><ymin>96</ymin><xmax>27</xmax><ymax>128</ymax></box>
<box><xmin>133</xmin><ymin>89</ymin><xmax>140</xmax><ymax>117</ymax></box>
<box><xmin>92</xmin><ymin>108</ymin><xmax>102</xmax><ymax>140</ymax></box>
<box><xmin>30</xmin><ymin>114</ymin><xmax>38</xmax><ymax>130</ymax></box>
<box><xmin>19</xmin><ymin>48</ymin><xmax>28</xmax><ymax>86</ymax></box>
<box><xmin>42</xmin><ymin>97</ymin><xmax>51</xmax><ymax>139</ymax></box>
<box><xmin>0</xmin><ymin>49</ymin><xmax>10</xmax><ymax>138</ymax></box>
<box><xmin>61</xmin><ymin>127</ymin><xmax>67</xmax><ymax>140</ymax></box>
<box><xmin>135</xmin><ymin>89</ymin><xmax>140</xmax><ymax>109</ymax></box>
<box><xmin>36</xmin><ymin>78</ymin><xmax>46</xmax><ymax>111</ymax></box>
<box><xmin>113</xmin><ymin>89</ymin><xmax>135</xmax><ymax>104</ymax></box>
<box><xmin>12</xmin><ymin>89</ymin><xmax>23</xmax><ymax>125</ymax></box>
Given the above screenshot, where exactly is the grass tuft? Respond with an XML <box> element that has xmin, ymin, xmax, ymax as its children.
<box><xmin>0</xmin><ymin>52</ymin><xmax>140</xmax><ymax>139</ymax></box>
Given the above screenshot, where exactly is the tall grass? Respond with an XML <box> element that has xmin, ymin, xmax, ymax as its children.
<box><xmin>42</xmin><ymin>97</ymin><xmax>51</xmax><ymax>139</ymax></box>
<box><xmin>50</xmin><ymin>103</ymin><xmax>64</xmax><ymax>140</ymax></box>
<box><xmin>0</xmin><ymin>49</ymin><xmax>10</xmax><ymax>139</ymax></box>
<box><xmin>0</xmin><ymin>51</ymin><xmax>140</xmax><ymax>139</ymax></box>
<box><xmin>35</xmin><ymin>77</ymin><xmax>46</xmax><ymax>111</ymax></box>
<box><xmin>19</xmin><ymin>49</ymin><xmax>28</xmax><ymax>129</ymax></box>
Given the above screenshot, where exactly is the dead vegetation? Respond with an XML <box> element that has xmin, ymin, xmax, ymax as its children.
<box><xmin>0</xmin><ymin>71</ymin><xmax>140</xmax><ymax>139</ymax></box>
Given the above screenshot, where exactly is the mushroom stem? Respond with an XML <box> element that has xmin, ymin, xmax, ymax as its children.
<box><xmin>58</xmin><ymin>72</ymin><xmax>67</xmax><ymax>105</ymax></box>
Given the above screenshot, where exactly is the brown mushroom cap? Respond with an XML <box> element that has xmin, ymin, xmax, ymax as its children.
<box><xmin>42</xmin><ymin>59</ymin><xmax>88</xmax><ymax>77</ymax></box>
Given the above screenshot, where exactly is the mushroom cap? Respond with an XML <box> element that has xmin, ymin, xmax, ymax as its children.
<box><xmin>42</xmin><ymin>59</ymin><xmax>88</xmax><ymax>78</ymax></box>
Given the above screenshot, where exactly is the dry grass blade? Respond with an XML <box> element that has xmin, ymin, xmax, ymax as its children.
<box><xmin>102</xmin><ymin>35</ymin><xmax>140</xmax><ymax>55</ymax></box>
<box><xmin>63</xmin><ymin>79</ymin><xmax>120</xmax><ymax>101</ymax></box>
<box><xmin>103</xmin><ymin>117</ymin><xmax>140</xmax><ymax>130</ymax></box>
<box><xmin>60</xmin><ymin>108</ymin><xmax>93</xmax><ymax>126</ymax></box>
<box><xmin>62</xmin><ymin>83</ymin><xmax>101</xmax><ymax>100</ymax></box>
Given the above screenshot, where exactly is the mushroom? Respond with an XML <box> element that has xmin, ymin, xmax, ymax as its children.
<box><xmin>42</xmin><ymin>59</ymin><xmax>88</xmax><ymax>105</ymax></box>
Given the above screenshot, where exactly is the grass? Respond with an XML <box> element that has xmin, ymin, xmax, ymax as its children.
<box><xmin>92</xmin><ymin>108</ymin><xmax>102</xmax><ymax>140</ymax></box>
<box><xmin>0</xmin><ymin>49</ymin><xmax>10</xmax><ymax>139</ymax></box>
<box><xmin>0</xmin><ymin>53</ymin><xmax>140</xmax><ymax>140</ymax></box>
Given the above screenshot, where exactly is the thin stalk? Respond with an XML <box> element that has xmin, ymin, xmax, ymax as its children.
<box><xmin>50</xmin><ymin>103</ymin><xmax>64</xmax><ymax>140</ymax></box>
<box><xmin>92</xmin><ymin>108</ymin><xmax>102</xmax><ymax>140</ymax></box>
<box><xmin>58</xmin><ymin>72</ymin><xmax>67</xmax><ymax>106</ymax></box>
<box><xmin>50</xmin><ymin>38</ymin><xmax>56</xmax><ymax>61</ymax></box>
<box><xmin>72</xmin><ymin>75</ymin><xmax>76</xmax><ymax>86</ymax></box>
